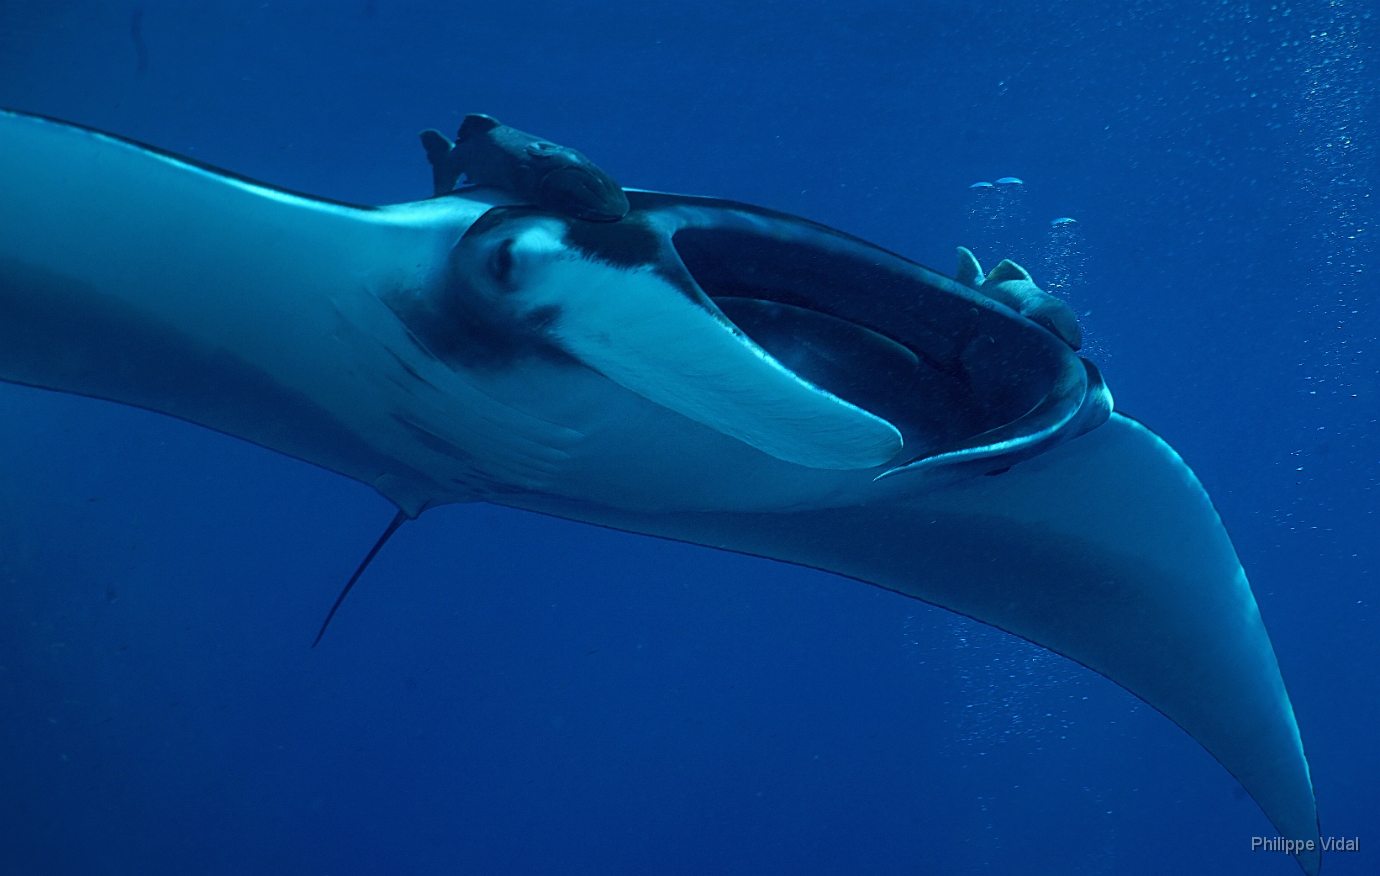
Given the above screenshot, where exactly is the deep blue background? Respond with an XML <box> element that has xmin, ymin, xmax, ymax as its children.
<box><xmin>0</xmin><ymin>2</ymin><xmax>1374</xmax><ymax>873</ymax></box>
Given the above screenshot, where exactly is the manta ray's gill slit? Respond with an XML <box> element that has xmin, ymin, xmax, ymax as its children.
<box><xmin>668</xmin><ymin>220</ymin><xmax>1064</xmax><ymax>460</ymax></box>
<box><xmin>712</xmin><ymin>297</ymin><xmax>975</xmax><ymax>455</ymax></box>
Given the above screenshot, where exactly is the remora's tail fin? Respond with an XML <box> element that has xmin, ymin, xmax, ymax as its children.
<box><xmin>419</xmin><ymin>128</ymin><xmax>461</xmax><ymax>195</ymax></box>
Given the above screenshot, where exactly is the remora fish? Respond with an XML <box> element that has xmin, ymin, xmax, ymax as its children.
<box><xmin>0</xmin><ymin>109</ymin><xmax>1320</xmax><ymax>874</ymax></box>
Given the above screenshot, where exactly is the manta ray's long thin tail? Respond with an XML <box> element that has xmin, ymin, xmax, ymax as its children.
<box><xmin>311</xmin><ymin>508</ymin><xmax>410</xmax><ymax>648</ymax></box>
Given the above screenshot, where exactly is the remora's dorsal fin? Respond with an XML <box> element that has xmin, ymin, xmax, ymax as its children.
<box><xmin>955</xmin><ymin>246</ymin><xmax>983</xmax><ymax>289</ymax></box>
<box><xmin>455</xmin><ymin>112</ymin><xmax>501</xmax><ymax>142</ymax></box>
<box><xmin>985</xmin><ymin>258</ymin><xmax>1032</xmax><ymax>284</ymax></box>
<box><xmin>419</xmin><ymin>128</ymin><xmax>461</xmax><ymax>195</ymax></box>
<box><xmin>979</xmin><ymin>258</ymin><xmax>1084</xmax><ymax>351</ymax></box>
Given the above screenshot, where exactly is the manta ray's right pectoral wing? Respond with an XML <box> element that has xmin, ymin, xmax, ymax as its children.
<box><xmin>510</xmin><ymin>412</ymin><xmax>1321</xmax><ymax>875</ymax></box>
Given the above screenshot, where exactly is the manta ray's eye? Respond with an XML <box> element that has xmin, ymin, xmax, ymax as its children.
<box><xmin>489</xmin><ymin>238</ymin><xmax>516</xmax><ymax>286</ymax></box>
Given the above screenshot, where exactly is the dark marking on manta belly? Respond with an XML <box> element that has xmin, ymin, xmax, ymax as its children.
<box><xmin>552</xmin><ymin>210</ymin><xmax>711</xmax><ymax>306</ymax></box>
<box><xmin>385</xmin><ymin>285</ymin><xmax>573</xmax><ymax>374</ymax></box>
<box><xmin>559</xmin><ymin>212</ymin><xmax>664</xmax><ymax>269</ymax></box>
<box><xmin>384</xmin><ymin>346</ymin><xmax>429</xmax><ymax>386</ymax></box>
<box><xmin>388</xmin><ymin>413</ymin><xmax>476</xmax><ymax>465</ymax></box>
<box><xmin>411</xmin><ymin>299</ymin><xmax>573</xmax><ymax>372</ymax></box>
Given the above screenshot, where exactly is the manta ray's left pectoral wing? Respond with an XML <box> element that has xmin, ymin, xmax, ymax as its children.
<box><xmin>510</xmin><ymin>412</ymin><xmax>1321</xmax><ymax>875</ymax></box>
<box><xmin>0</xmin><ymin>109</ymin><xmax>580</xmax><ymax>514</ymax></box>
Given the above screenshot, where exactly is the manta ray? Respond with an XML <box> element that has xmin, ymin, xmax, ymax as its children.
<box><xmin>0</xmin><ymin>109</ymin><xmax>1320</xmax><ymax>873</ymax></box>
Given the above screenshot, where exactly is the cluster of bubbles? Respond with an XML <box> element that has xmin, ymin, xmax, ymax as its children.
<box><xmin>1191</xmin><ymin>0</ymin><xmax>1378</xmax><ymax>520</ymax></box>
<box><xmin>903</xmin><ymin>610</ymin><xmax>1088</xmax><ymax>751</ymax></box>
<box><xmin>929</xmin><ymin>178</ymin><xmax>1107</xmax><ymax>744</ymax></box>
<box><xmin>965</xmin><ymin>178</ymin><xmax>1104</xmax><ymax>357</ymax></box>
<box><xmin>1287</xmin><ymin>0</ymin><xmax>1373</xmax><ymax>402</ymax></box>
<box><xmin>1041</xmin><ymin>217</ymin><xmax>1085</xmax><ymax>299</ymax></box>
<box><xmin>1198</xmin><ymin>2</ymin><xmax>1373</xmax><ymax>415</ymax></box>
<box><xmin>965</xmin><ymin>177</ymin><xmax>1031</xmax><ymax>268</ymax></box>
<box><xmin>1292</xmin><ymin>3</ymin><xmax>1371</xmax><ymax>270</ymax></box>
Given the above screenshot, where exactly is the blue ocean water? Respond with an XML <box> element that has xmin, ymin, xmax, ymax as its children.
<box><xmin>0</xmin><ymin>1</ymin><xmax>1374</xmax><ymax>873</ymax></box>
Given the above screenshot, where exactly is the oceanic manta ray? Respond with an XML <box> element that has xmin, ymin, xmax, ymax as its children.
<box><xmin>0</xmin><ymin>109</ymin><xmax>1319</xmax><ymax>873</ymax></box>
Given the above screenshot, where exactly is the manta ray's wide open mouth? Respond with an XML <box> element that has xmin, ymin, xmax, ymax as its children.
<box><xmin>663</xmin><ymin>205</ymin><xmax>1076</xmax><ymax>463</ymax></box>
